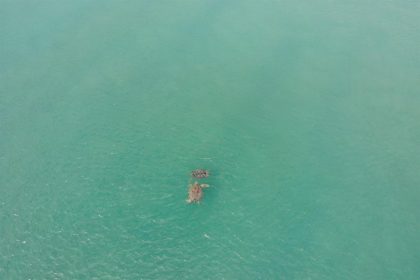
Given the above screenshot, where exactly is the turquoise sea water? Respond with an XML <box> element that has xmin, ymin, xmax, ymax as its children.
<box><xmin>1</xmin><ymin>1</ymin><xmax>419</xmax><ymax>279</ymax></box>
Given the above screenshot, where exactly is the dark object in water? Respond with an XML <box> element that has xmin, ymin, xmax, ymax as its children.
<box><xmin>186</xmin><ymin>181</ymin><xmax>209</xmax><ymax>203</ymax></box>
<box><xmin>191</xmin><ymin>169</ymin><xmax>209</xmax><ymax>179</ymax></box>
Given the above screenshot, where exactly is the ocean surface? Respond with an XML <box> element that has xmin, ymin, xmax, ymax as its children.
<box><xmin>1</xmin><ymin>1</ymin><xmax>419</xmax><ymax>279</ymax></box>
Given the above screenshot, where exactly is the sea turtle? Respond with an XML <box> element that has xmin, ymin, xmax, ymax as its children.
<box><xmin>191</xmin><ymin>169</ymin><xmax>210</xmax><ymax>179</ymax></box>
<box><xmin>186</xmin><ymin>181</ymin><xmax>209</xmax><ymax>203</ymax></box>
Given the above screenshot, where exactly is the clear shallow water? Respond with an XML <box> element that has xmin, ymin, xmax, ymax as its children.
<box><xmin>1</xmin><ymin>0</ymin><xmax>419</xmax><ymax>279</ymax></box>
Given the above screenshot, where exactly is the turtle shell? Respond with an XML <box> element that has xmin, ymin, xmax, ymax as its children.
<box><xmin>187</xmin><ymin>183</ymin><xmax>203</xmax><ymax>203</ymax></box>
